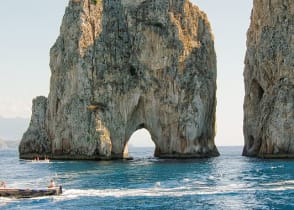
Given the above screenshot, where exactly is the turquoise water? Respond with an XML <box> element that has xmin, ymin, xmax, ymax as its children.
<box><xmin>1</xmin><ymin>147</ymin><xmax>294</xmax><ymax>209</ymax></box>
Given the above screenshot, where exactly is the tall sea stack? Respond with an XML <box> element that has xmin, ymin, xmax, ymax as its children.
<box><xmin>20</xmin><ymin>0</ymin><xmax>218</xmax><ymax>160</ymax></box>
<box><xmin>243</xmin><ymin>0</ymin><xmax>294</xmax><ymax>157</ymax></box>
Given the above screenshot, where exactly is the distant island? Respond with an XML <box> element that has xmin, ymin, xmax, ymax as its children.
<box><xmin>0</xmin><ymin>138</ymin><xmax>7</xmax><ymax>148</ymax></box>
<box><xmin>0</xmin><ymin>116</ymin><xmax>27</xmax><ymax>149</ymax></box>
<box><xmin>0</xmin><ymin>116</ymin><xmax>29</xmax><ymax>141</ymax></box>
<box><xmin>0</xmin><ymin>138</ymin><xmax>19</xmax><ymax>149</ymax></box>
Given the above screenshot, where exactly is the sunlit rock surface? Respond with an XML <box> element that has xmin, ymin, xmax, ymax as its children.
<box><xmin>243</xmin><ymin>0</ymin><xmax>294</xmax><ymax>158</ymax></box>
<box><xmin>20</xmin><ymin>0</ymin><xmax>218</xmax><ymax>159</ymax></box>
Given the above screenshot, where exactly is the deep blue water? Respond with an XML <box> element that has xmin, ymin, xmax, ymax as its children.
<box><xmin>1</xmin><ymin>147</ymin><xmax>294</xmax><ymax>209</ymax></box>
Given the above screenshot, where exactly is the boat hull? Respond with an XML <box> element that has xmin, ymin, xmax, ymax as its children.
<box><xmin>0</xmin><ymin>186</ymin><xmax>62</xmax><ymax>198</ymax></box>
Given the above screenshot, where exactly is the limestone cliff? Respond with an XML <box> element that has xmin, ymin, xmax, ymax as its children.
<box><xmin>20</xmin><ymin>0</ymin><xmax>218</xmax><ymax>159</ymax></box>
<box><xmin>19</xmin><ymin>96</ymin><xmax>50</xmax><ymax>156</ymax></box>
<box><xmin>243</xmin><ymin>0</ymin><xmax>294</xmax><ymax>157</ymax></box>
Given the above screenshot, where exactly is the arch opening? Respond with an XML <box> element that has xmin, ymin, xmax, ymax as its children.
<box><xmin>125</xmin><ymin>128</ymin><xmax>156</xmax><ymax>159</ymax></box>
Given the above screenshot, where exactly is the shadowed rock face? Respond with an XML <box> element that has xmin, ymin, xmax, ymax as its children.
<box><xmin>20</xmin><ymin>0</ymin><xmax>218</xmax><ymax>160</ymax></box>
<box><xmin>243</xmin><ymin>0</ymin><xmax>294</xmax><ymax>158</ymax></box>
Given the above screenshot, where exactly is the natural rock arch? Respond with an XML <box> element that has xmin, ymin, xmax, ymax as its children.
<box><xmin>126</xmin><ymin>128</ymin><xmax>155</xmax><ymax>146</ymax></box>
<box><xmin>19</xmin><ymin>0</ymin><xmax>219</xmax><ymax>160</ymax></box>
<box><xmin>124</xmin><ymin>128</ymin><xmax>156</xmax><ymax>157</ymax></box>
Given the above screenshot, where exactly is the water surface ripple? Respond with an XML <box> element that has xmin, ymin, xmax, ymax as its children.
<box><xmin>1</xmin><ymin>147</ymin><xmax>294</xmax><ymax>209</ymax></box>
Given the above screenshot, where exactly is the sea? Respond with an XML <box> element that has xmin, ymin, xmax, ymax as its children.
<box><xmin>1</xmin><ymin>146</ymin><xmax>294</xmax><ymax>210</ymax></box>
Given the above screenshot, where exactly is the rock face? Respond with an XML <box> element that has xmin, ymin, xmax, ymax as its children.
<box><xmin>19</xmin><ymin>96</ymin><xmax>50</xmax><ymax>156</ymax></box>
<box><xmin>20</xmin><ymin>0</ymin><xmax>218</xmax><ymax>159</ymax></box>
<box><xmin>243</xmin><ymin>0</ymin><xmax>294</xmax><ymax>157</ymax></box>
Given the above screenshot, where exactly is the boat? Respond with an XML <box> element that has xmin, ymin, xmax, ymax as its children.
<box><xmin>31</xmin><ymin>159</ymin><xmax>50</xmax><ymax>163</ymax></box>
<box><xmin>31</xmin><ymin>157</ymin><xmax>50</xmax><ymax>163</ymax></box>
<box><xmin>0</xmin><ymin>186</ymin><xmax>62</xmax><ymax>198</ymax></box>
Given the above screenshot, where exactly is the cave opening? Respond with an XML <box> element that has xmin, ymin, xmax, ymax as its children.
<box><xmin>125</xmin><ymin>128</ymin><xmax>156</xmax><ymax>159</ymax></box>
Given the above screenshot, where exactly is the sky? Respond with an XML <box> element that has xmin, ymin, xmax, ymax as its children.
<box><xmin>0</xmin><ymin>0</ymin><xmax>253</xmax><ymax>146</ymax></box>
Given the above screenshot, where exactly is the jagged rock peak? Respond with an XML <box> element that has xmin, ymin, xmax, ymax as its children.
<box><xmin>243</xmin><ymin>0</ymin><xmax>294</xmax><ymax>158</ymax></box>
<box><xmin>20</xmin><ymin>0</ymin><xmax>218</xmax><ymax>160</ymax></box>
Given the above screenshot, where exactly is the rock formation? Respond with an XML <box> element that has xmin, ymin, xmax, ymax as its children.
<box><xmin>243</xmin><ymin>0</ymin><xmax>294</xmax><ymax>157</ymax></box>
<box><xmin>20</xmin><ymin>0</ymin><xmax>218</xmax><ymax>159</ymax></box>
<box><xmin>19</xmin><ymin>96</ymin><xmax>50</xmax><ymax>155</ymax></box>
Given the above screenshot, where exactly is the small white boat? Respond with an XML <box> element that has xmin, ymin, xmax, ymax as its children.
<box><xmin>31</xmin><ymin>159</ymin><xmax>50</xmax><ymax>163</ymax></box>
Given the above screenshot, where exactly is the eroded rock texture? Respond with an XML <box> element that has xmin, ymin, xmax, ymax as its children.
<box><xmin>243</xmin><ymin>0</ymin><xmax>294</xmax><ymax>157</ymax></box>
<box><xmin>19</xmin><ymin>96</ymin><xmax>50</xmax><ymax>156</ymax></box>
<box><xmin>20</xmin><ymin>0</ymin><xmax>218</xmax><ymax>159</ymax></box>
